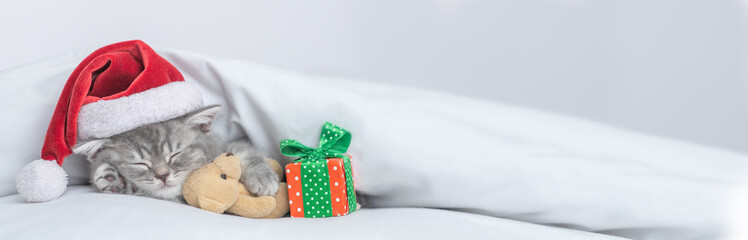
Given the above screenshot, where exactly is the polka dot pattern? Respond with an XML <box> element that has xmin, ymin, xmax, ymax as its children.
<box><xmin>284</xmin><ymin>156</ymin><xmax>359</xmax><ymax>218</ymax></box>
<box><xmin>286</xmin><ymin>162</ymin><xmax>305</xmax><ymax>218</ymax></box>
<box><xmin>342</xmin><ymin>156</ymin><xmax>358</xmax><ymax>212</ymax></box>
<box><xmin>301</xmin><ymin>161</ymin><xmax>332</xmax><ymax>218</ymax></box>
<box><xmin>327</xmin><ymin>158</ymin><xmax>349</xmax><ymax>216</ymax></box>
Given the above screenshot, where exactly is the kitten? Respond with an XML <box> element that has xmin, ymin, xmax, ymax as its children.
<box><xmin>73</xmin><ymin>105</ymin><xmax>279</xmax><ymax>202</ymax></box>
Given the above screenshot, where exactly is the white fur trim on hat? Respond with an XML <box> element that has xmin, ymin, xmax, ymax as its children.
<box><xmin>16</xmin><ymin>159</ymin><xmax>68</xmax><ymax>202</ymax></box>
<box><xmin>77</xmin><ymin>81</ymin><xmax>203</xmax><ymax>140</ymax></box>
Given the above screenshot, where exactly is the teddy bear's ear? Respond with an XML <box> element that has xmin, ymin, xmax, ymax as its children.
<box><xmin>213</xmin><ymin>153</ymin><xmax>242</xmax><ymax>179</ymax></box>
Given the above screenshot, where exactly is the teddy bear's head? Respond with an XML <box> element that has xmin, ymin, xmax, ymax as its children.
<box><xmin>182</xmin><ymin>153</ymin><xmax>243</xmax><ymax>213</ymax></box>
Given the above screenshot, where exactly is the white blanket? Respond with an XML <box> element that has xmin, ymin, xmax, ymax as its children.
<box><xmin>1</xmin><ymin>48</ymin><xmax>746</xmax><ymax>240</ymax></box>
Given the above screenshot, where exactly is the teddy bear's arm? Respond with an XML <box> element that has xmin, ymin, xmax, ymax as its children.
<box><xmin>227</xmin><ymin>194</ymin><xmax>277</xmax><ymax>218</ymax></box>
<box><xmin>198</xmin><ymin>196</ymin><xmax>230</xmax><ymax>214</ymax></box>
<box><xmin>261</xmin><ymin>183</ymin><xmax>290</xmax><ymax>219</ymax></box>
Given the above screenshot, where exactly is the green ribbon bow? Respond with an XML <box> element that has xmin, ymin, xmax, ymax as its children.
<box><xmin>280</xmin><ymin>122</ymin><xmax>351</xmax><ymax>162</ymax></box>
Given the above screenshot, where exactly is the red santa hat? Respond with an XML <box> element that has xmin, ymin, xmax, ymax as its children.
<box><xmin>16</xmin><ymin>40</ymin><xmax>204</xmax><ymax>202</ymax></box>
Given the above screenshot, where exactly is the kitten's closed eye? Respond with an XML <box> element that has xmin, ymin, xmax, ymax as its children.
<box><xmin>132</xmin><ymin>162</ymin><xmax>150</xmax><ymax>169</ymax></box>
<box><xmin>168</xmin><ymin>152</ymin><xmax>181</xmax><ymax>163</ymax></box>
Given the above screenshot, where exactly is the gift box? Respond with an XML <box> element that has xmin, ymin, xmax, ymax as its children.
<box><xmin>281</xmin><ymin>122</ymin><xmax>358</xmax><ymax>218</ymax></box>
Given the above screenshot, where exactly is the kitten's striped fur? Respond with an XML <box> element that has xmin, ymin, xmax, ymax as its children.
<box><xmin>74</xmin><ymin>105</ymin><xmax>279</xmax><ymax>202</ymax></box>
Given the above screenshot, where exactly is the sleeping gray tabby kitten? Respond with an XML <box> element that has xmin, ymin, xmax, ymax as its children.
<box><xmin>73</xmin><ymin>105</ymin><xmax>279</xmax><ymax>202</ymax></box>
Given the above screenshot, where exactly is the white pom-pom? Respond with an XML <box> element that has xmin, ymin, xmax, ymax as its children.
<box><xmin>16</xmin><ymin>159</ymin><xmax>68</xmax><ymax>202</ymax></box>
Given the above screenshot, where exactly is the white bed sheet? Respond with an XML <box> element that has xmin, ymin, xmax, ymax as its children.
<box><xmin>0</xmin><ymin>186</ymin><xmax>626</xmax><ymax>240</ymax></box>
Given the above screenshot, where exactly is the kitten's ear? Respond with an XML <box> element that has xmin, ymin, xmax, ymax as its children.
<box><xmin>185</xmin><ymin>105</ymin><xmax>222</xmax><ymax>133</ymax></box>
<box><xmin>73</xmin><ymin>139</ymin><xmax>110</xmax><ymax>159</ymax></box>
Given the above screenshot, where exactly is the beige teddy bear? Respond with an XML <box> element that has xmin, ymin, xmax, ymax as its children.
<box><xmin>182</xmin><ymin>153</ymin><xmax>289</xmax><ymax>218</ymax></box>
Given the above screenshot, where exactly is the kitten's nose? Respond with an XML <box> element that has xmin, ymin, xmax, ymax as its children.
<box><xmin>156</xmin><ymin>173</ymin><xmax>170</xmax><ymax>183</ymax></box>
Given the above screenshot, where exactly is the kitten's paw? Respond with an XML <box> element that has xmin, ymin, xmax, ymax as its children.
<box><xmin>244</xmin><ymin>168</ymin><xmax>280</xmax><ymax>196</ymax></box>
<box><xmin>92</xmin><ymin>163</ymin><xmax>127</xmax><ymax>194</ymax></box>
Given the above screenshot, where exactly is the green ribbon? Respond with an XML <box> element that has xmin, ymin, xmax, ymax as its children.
<box><xmin>280</xmin><ymin>122</ymin><xmax>351</xmax><ymax>163</ymax></box>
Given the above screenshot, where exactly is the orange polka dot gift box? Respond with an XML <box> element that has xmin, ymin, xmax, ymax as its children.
<box><xmin>280</xmin><ymin>122</ymin><xmax>358</xmax><ymax>218</ymax></box>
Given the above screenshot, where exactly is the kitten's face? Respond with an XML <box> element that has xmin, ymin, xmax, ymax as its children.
<box><xmin>75</xmin><ymin>106</ymin><xmax>222</xmax><ymax>200</ymax></box>
<box><xmin>106</xmin><ymin>123</ymin><xmax>214</xmax><ymax>200</ymax></box>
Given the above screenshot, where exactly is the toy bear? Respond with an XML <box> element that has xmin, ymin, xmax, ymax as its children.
<box><xmin>182</xmin><ymin>153</ymin><xmax>289</xmax><ymax>218</ymax></box>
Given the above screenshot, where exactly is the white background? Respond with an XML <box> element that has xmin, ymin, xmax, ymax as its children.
<box><xmin>1</xmin><ymin>0</ymin><xmax>747</xmax><ymax>153</ymax></box>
